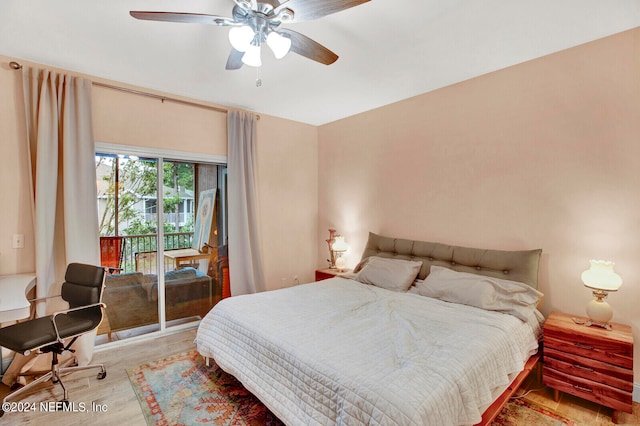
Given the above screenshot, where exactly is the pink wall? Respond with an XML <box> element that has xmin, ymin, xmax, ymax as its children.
<box><xmin>257</xmin><ymin>115</ymin><xmax>318</xmax><ymax>288</ymax></box>
<box><xmin>318</xmin><ymin>28</ymin><xmax>640</xmax><ymax>385</ymax></box>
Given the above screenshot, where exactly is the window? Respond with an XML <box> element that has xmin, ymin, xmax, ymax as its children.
<box><xmin>95</xmin><ymin>146</ymin><xmax>227</xmax><ymax>343</ymax></box>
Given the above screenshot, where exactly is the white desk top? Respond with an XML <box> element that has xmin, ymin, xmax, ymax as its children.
<box><xmin>0</xmin><ymin>274</ymin><xmax>36</xmax><ymax>323</ymax></box>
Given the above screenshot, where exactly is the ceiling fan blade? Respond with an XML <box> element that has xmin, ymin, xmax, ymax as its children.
<box><xmin>130</xmin><ymin>11</ymin><xmax>237</xmax><ymax>26</ymax></box>
<box><xmin>279</xmin><ymin>29</ymin><xmax>338</xmax><ymax>65</ymax></box>
<box><xmin>226</xmin><ymin>49</ymin><xmax>245</xmax><ymax>70</ymax></box>
<box><xmin>275</xmin><ymin>0</ymin><xmax>370</xmax><ymax>22</ymax></box>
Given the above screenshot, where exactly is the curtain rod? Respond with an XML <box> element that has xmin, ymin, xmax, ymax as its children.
<box><xmin>8</xmin><ymin>60</ymin><xmax>259</xmax><ymax>118</ymax></box>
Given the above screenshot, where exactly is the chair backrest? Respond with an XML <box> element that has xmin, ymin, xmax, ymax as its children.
<box><xmin>61</xmin><ymin>263</ymin><xmax>106</xmax><ymax>309</ymax></box>
<box><xmin>100</xmin><ymin>236</ymin><xmax>125</xmax><ymax>272</ymax></box>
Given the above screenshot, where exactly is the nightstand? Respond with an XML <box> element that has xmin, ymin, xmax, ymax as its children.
<box><xmin>543</xmin><ymin>311</ymin><xmax>634</xmax><ymax>423</ymax></box>
<box><xmin>315</xmin><ymin>268</ymin><xmax>355</xmax><ymax>281</ymax></box>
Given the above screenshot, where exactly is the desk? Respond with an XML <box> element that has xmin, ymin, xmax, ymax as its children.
<box><xmin>164</xmin><ymin>249</ymin><xmax>211</xmax><ymax>270</ymax></box>
<box><xmin>0</xmin><ymin>273</ymin><xmax>36</xmax><ymax>376</ymax></box>
<box><xmin>0</xmin><ymin>274</ymin><xmax>36</xmax><ymax>323</ymax></box>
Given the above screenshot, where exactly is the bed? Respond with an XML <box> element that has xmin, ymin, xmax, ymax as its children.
<box><xmin>195</xmin><ymin>232</ymin><xmax>544</xmax><ymax>425</ymax></box>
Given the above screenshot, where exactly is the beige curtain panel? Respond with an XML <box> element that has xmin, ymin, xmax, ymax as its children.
<box><xmin>227</xmin><ymin>110</ymin><xmax>265</xmax><ymax>295</ymax></box>
<box><xmin>2</xmin><ymin>67</ymin><xmax>100</xmax><ymax>388</ymax></box>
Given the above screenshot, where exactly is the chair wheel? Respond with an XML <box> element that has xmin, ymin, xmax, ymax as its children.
<box><xmin>97</xmin><ymin>371</ymin><xmax>107</xmax><ymax>380</ymax></box>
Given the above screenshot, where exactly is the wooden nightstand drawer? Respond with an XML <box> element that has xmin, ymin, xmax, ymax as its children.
<box><xmin>544</xmin><ymin>330</ymin><xmax>632</xmax><ymax>369</ymax></box>
<box><xmin>544</xmin><ymin>347</ymin><xmax>633</xmax><ymax>392</ymax></box>
<box><xmin>543</xmin><ymin>366</ymin><xmax>632</xmax><ymax>412</ymax></box>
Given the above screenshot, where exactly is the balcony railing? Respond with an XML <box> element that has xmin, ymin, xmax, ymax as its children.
<box><xmin>119</xmin><ymin>232</ymin><xmax>195</xmax><ymax>273</ymax></box>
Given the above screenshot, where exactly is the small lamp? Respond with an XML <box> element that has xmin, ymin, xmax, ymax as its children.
<box><xmin>332</xmin><ymin>236</ymin><xmax>349</xmax><ymax>271</ymax></box>
<box><xmin>581</xmin><ymin>259</ymin><xmax>622</xmax><ymax>330</ymax></box>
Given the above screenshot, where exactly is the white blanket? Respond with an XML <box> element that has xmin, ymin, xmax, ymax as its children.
<box><xmin>195</xmin><ymin>278</ymin><xmax>543</xmax><ymax>425</ymax></box>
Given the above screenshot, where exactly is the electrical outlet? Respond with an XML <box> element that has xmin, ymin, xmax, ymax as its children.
<box><xmin>12</xmin><ymin>234</ymin><xmax>24</xmax><ymax>249</ymax></box>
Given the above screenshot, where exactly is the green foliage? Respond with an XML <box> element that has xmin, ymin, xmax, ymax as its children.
<box><xmin>123</xmin><ymin>218</ymin><xmax>177</xmax><ymax>236</ymax></box>
<box><xmin>97</xmin><ymin>156</ymin><xmax>195</xmax><ymax>236</ymax></box>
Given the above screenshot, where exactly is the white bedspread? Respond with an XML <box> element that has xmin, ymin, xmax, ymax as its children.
<box><xmin>195</xmin><ymin>278</ymin><xmax>543</xmax><ymax>426</ymax></box>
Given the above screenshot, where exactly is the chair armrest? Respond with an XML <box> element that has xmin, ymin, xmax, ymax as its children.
<box><xmin>50</xmin><ymin>302</ymin><xmax>107</xmax><ymax>343</ymax></box>
<box><xmin>26</xmin><ymin>295</ymin><xmax>64</xmax><ymax>319</ymax></box>
<box><xmin>28</xmin><ymin>294</ymin><xmax>63</xmax><ymax>303</ymax></box>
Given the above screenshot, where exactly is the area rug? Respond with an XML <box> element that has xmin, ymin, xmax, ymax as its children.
<box><xmin>128</xmin><ymin>349</ymin><xmax>576</xmax><ymax>426</ymax></box>
<box><xmin>492</xmin><ymin>397</ymin><xmax>576</xmax><ymax>425</ymax></box>
<box><xmin>127</xmin><ymin>350</ymin><xmax>283</xmax><ymax>425</ymax></box>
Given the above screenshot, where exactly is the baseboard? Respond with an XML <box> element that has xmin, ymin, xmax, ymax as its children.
<box><xmin>634</xmin><ymin>383</ymin><xmax>640</xmax><ymax>403</ymax></box>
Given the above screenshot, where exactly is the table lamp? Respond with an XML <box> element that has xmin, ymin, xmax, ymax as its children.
<box><xmin>332</xmin><ymin>236</ymin><xmax>349</xmax><ymax>271</ymax></box>
<box><xmin>581</xmin><ymin>259</ymin><xmax>622</xmax><ymax>330</ymax></box>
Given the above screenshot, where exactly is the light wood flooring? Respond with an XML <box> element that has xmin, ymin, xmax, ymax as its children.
<box><xmin>0</xmin><ymin>329</ymin><xmax>638</xmax><ymax>425</ymax></box>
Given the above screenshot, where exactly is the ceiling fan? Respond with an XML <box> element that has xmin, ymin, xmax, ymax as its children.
<box><xmin>130</xmin><ymin>0</ymin><xmax>370</xmax><ymax>72</ymax></box>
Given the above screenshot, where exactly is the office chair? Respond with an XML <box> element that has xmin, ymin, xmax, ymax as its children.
<box><xmin>0</xmin><ymin>263</ymin><xmax>107</xmax><ymax>417</ymax></box>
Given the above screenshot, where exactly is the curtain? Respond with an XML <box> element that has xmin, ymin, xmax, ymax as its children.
<box><xmin>1</xmin><ymin>67</ymin><xmax>100</xmax><ymax>387</ymax></box>
<box><xmin>227</xmin><ymin>111</ymin><xmax>265</xmax><ymax>295</ymax></box>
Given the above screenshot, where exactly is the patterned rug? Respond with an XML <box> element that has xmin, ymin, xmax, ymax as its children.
<box><xmin>492</xmin><ymin>397</ymin><xmax>576</xmax><ymax>425</ymax></box>
<box><xmin>127</xmin><ymin>350</ymin><xmax>283</xmax><ymax>425</ymax></box>
<box><xmin>128</xmin><ymin>350</ymin><xmax>575</xmax><ymax>426</ymax></box>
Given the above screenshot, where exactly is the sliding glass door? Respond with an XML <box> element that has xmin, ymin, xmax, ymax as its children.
<box><xmin>95</xmin><ymin>151</ymin><xmax>226</xmax><ymax>343</ymax></box>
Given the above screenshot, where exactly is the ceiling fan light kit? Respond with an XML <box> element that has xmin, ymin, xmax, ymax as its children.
<box><xmin>266</xmin><ymin>31</ymin><xmax>292</xmax><ymax>59</ymax></box>
<box><xmin>242</xmin><ymin>43</ymin><xmax>263</xmax><ymax>67</ymax></box>
<box><xmin>228</xmin><ymin>25</ymin><xmax>255</xmax><ymax>52</ymax></box>
<box><xmin>130</xmin><ymin>0</ymin><xmax>370</xmax><ymax>84</ymax></box>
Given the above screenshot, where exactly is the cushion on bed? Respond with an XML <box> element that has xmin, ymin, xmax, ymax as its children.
<box><xmin>354</xmin><ymin>256</ymin><xmax>423</xmax><ymax>292</ymax></box>
<box><xmin>417</xmin><ymin>265</ymin><xmax>543</xmax><ymax>322</ymax></box>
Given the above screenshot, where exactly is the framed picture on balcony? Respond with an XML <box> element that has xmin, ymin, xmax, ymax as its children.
<box><xmin>193</xmin><ymin>188</ymin><xmax>216</xmax><ymax>252</ymax></box>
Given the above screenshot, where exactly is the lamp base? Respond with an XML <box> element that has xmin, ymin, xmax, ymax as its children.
<box><xmin>584</xmin><ymin>319</ymin><xmax>612</xmax><ymax>331</ymax></box>
<box><xmin>572</xmin><ymin>316</ymin><xmax>613</xmax><ymax>331</ymax></box>
<box><xmin>585</xmin><ymin>292</ymin><xmax>613</xmax><ymax>331</ymax></box>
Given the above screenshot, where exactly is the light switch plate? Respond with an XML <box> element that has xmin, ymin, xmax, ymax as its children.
<box><xmin>12</xmin><ymin>234</ymin><xmax>24</xmax><ymax>249</ymax></box>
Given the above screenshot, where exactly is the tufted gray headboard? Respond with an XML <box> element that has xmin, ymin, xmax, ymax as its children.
<box><xmin>356</xmin><ymin>232</ymin><xmax>542</xmax><ymax>289</ymax></box>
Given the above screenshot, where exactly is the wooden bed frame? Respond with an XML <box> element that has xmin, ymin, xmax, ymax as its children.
<box><xmin>476</xmin><ymin>350</ymin><xmax>541</xmax><ymax>425</ymax></box>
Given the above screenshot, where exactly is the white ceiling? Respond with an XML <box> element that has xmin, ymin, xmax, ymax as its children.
<box><xmin>1</xmin><ymin>1</ymin><xmax>639</xmax><ymax>125</ymax></box>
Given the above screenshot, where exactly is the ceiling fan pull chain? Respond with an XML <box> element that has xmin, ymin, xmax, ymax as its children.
<box><xmin>256</xmin><ymin>66</ymin><xmax>262</xmax><ymax>87</ymax></box>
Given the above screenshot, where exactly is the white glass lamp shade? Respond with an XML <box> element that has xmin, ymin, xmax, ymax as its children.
<box><xmin>332</xmin><ymin>236</ymin><xmax>348</xmax><ymax>253</ymax></box>
<box><xmin>241</xmin><ymin>44</ymin><xmax>262</xmax><ymax>67</ymax></box>
<box><xmin>581</xmin><ymin>260</ymin><xmax>622</xmax><ymax>291</ymax></box>
<box><xmin>335</xmin><ymin>256</ymin><xmax>347</xmax><ymax>271</ymax></box>
<box><xmin>266</xmin><ymin>31</ymin><xmax>291</xmax><ymax>59</ymax></box>
<box><xmin>228</xmin><ymin>26</ymin><xmax>255</xmax><ymax>52</ymax></box>
<box><xmin>581</xmin><ymin>260</ymin><xmax>622</xmax><ymax>328</ymax></box>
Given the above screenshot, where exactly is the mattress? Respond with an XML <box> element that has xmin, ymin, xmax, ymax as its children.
<box><xmin>195</xmin><ymin>277</ymin><xmax>543</xmax><ymax>425</ymax></box>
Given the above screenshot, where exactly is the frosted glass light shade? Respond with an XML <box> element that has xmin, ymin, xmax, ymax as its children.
<box><xmin>581</xmin><ymin>260</ymin><xmax>622</xmax><ymax>291</ymax></box>
<box><xmin>332</xmin><ymin>236</ymin><xmax>348</xmax><ymax>253</ymax></box>
<box><xmin>228</xmin><ymin>26</ymin><xmax>255</xmax><ymax>52</ymax></box>
<box><xmin>266</xmin><ymin>31</ymin><xmax>291</xmax><ymax>59</ymax></box>
<box><xmin>335</xmin><ymin>257</ymin><xmax>347</xmax><ymax>271</ymax></box>
<box><xmin>241</xmin><ymin>44</ymin><xmax>262</xmax><ymax>67</ymax></box>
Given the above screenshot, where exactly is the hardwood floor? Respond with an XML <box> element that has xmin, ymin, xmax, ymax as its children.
<box><xmin>1</xmin><ymin>329</ymin><xmax>638</xmax><ymax>425</ymax></box>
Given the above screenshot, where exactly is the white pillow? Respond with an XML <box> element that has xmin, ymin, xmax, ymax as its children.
<box><xmin>419</xmin><ymin>265</ymin><xmax>543</xmax><ymax>322</ymax></box>
<box><xmin>354</xmin><ymin>256</ymin><xmax>423</xmax><ymax>292</ymax></box>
